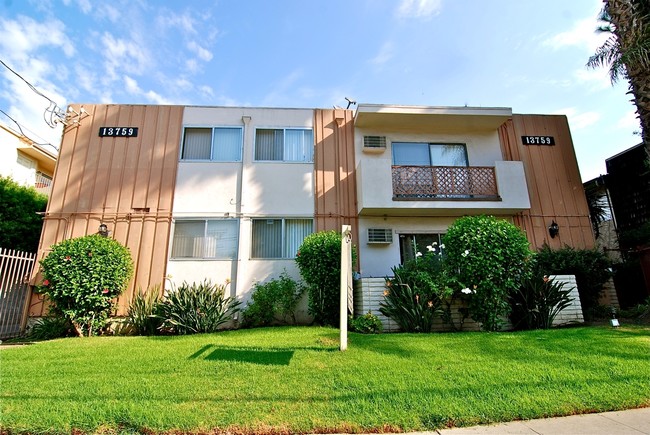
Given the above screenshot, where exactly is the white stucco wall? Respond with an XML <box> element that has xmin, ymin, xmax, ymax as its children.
<box><xmin>0</xmin><ymin>127</ymin><xmax>36</xmax><ymax>186</ymax></box>
<box><xmin>169</xmin><ymin>106</ymin><xmax>315</xmax><ymax>306</ymax></box>
<box><xmin>354</xmin><ymin>126</ymin><xmax>530</xmax><ymax>215</ymax></box>
<box><xmin>358</xmin><ymin>216</ymin><xmax>466</xmax><ymax>278</ymax></box>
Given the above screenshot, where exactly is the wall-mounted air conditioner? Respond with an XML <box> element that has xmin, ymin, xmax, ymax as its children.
<box><xmin>363</xmin><ymin>136</ymin><xmax>387</xmax><ymax>153</ymax></box>
<box><xmin>367</xmin><ymin>228</ymin><xmax>393</xmax><ymax>244</ymax></box>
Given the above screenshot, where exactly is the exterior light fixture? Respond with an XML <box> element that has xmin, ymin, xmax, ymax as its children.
<box><xmin>98</xmin><ymin>223</ymin><xmax>109</xmax><ymax>237</ymax></box>
<box><xmin>548</xmin><ymin>220</ymin><xmax>559</xmax><ymax>239</ymax></box>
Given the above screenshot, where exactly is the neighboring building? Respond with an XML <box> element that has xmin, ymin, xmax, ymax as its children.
<box><xmin>0</xmin><ymin>121</ymin><xmax>57</xmax><ymax>196</ymax></box>
<box><xmin>605</xmin><ymin>144</ymin><xmax>650</xmax><ymax>234</ymax></box>
<box><xmin>28</xmin><ymin>103</ymin><xmax>594</xmax><ymax>321</ymax></box>
<box><xmin>585</xmin><ymin>144</ymin><xmax>650</xmax><ymax>307</ymax></box>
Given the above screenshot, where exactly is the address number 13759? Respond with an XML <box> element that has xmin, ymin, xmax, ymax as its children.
<box><xmin>99</xmin><ymin>127</ymin><xmax>139</xmax><ymax>137</ymax></box>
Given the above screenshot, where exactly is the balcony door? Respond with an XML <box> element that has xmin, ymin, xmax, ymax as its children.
<box><xmin>392</xmin><ymin>143</ymin><xmax>468</xmax><ymax>167</ymax></box>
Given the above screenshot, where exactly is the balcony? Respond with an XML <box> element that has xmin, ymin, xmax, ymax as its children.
<box><xmin>356</xmin><ymin>160</ymin><xmax>530</xmax><ymax>216</ymax></box>
<box><xmin>34</xmin><ymin>172</ymin><xmax>52</xmax><ymax>196</ymax></box>
<box><xmin>392</xmin><ymin>166</ymin><xmax>499</xmax><ymax>200</ymax></box>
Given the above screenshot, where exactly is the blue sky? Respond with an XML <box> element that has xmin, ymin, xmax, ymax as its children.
<box><xmin>0</xmin><ymin>0</ymin><xmax>641</xmax><ymax>181</ymax></box>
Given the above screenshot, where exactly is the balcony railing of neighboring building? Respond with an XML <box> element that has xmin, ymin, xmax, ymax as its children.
<box><xmin>392</xmin><ymin>165</ymin><xmax>500</xmax><ymax>200</ymax></box>
<box><xmin>34</xmin><ymin>172</ymin><xmax>52</xmax><ymax>196</ymax></box>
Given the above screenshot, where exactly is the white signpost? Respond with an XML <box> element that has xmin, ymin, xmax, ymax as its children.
<box><xmin>340</xmin><ymin>225</ymin><xmax>353</xmax><ymax>351</ymax></box>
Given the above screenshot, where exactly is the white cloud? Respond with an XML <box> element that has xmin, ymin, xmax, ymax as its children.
<box><xmin>123</xmin><ymin>75</ymin><xmax>173</xmax><ymax>105</ymax></box>
<box><xmin>397</xmin><ymin>0</ymin><xmax>442</xmax><ymax>19</ymax></box>
<box><xmin>616</xmin><ymin>109</ymin><xmax>640</xmax><ymax>130</ymax></box>
<box><xmin>187</xmin><ymin>41</ymin><xmax>213</xmax><ymax>62</ymax></box>
<box><xmin>199</xmin><ymin>85</ymin><xmax>215</xmax><ymax>98</ymax></box>
<box><xmin>0</xmin><ymin>16</ymin><xmax>75</xmax><ymax>59</ymax></box>
<box><xmin>544</xmin><ymin>17</ymin><xmax>608</xmax><ymax>53</ymax></box>
<box><xmin>370</xmin><ymin>41</ymin><xmax>394</xmax><ymax>66</ymax></box>
<box><xmin>101</xmin><ymin>32</ymin><xmax>150</xmax><ymax>79</ymax></box>
<box><xmin>555</xmin><ymin>107</ymin><xmax>601</xmax><ymax>130</ymax></box>
<box><xmin>573</xmin><ymin>68</ymin><xmax>612</xmax><ymax>91</ymax></box>
<box><xmin>157</xmin><ymin>11</ymin><xmax>198</xmax><ymax>35</ymax></box>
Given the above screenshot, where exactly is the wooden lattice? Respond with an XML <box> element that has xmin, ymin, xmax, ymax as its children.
<box><xmin>392</xmin><ymin>166</ymin><xmax>498</xmax><ymax>199</ymax></box>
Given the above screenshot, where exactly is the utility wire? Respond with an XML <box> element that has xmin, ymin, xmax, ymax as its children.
<box><xmin>0</xmin><ymin>108</ymin><xmax>60</xmax><ymax>152</ymax></box>
<box><xmin>0</xmin><ymin>58</ymin><xmax>66</xmax><ymax>128</ymax></box>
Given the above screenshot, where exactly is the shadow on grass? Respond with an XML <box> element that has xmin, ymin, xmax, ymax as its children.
<box><xmin>189</xmin><ymin>344</ymin><xmax>297</xmax><ymax>365</ymax></box>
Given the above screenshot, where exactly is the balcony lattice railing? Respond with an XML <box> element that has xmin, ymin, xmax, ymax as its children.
<box><xmin>392</xmin><ymin>165</ymin><xmax>499</xmax><ymax>200</ymax></box>
<box><xmin>34</xmin><ymin>172</ymin><xmax>52</xmax><ymax>196</ymax></box>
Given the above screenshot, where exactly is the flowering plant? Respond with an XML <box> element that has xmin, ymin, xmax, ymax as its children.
<box><xmin>38</xmin><ymin>234</ymin><xmax>134</xmax><ymax>336</ymax></box>
<box><xmin>443</xmin><ymin>215</ymin><xmax>533</xmax><ymax>331</ymax></box>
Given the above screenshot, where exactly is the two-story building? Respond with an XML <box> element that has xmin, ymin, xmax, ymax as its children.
<box><xmin>28</xmin><ymin>103</ymin><xmax>594</xmax><ymax>323</ymax></box>
<box><xmin>0</xmin><ymin>121</ymin><xmax>57</xmax><ymax>197</ymax></box>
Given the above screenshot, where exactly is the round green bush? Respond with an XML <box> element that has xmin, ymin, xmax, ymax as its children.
<box><xmin>38</xmin><ymin>235</ymin><xmax>134</xmax><ymax>336</ymax></box>
<box><xmin>443</xmin><ymin>215</ymin><xmax>533</xmax><ymax>331</ymax></box>
<box><xmin>295</xmin><ymin>230</ymin><xmax>356</xmax><ymax>326</ymax></box>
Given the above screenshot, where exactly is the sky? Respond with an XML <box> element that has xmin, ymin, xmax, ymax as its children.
<box><xmin>0</xmin><ymin>0</ymin><xmax>642</xmax><ymax>181</ymax></box>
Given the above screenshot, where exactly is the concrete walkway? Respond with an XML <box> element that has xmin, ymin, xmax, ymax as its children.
<box><xmin>431</xmin><ymin>407</ymin><xmax>650</xmax><ymax>435</ymax></box>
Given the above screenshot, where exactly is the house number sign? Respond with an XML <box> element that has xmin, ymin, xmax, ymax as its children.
<box><xmin>522</xmin><ymin>135</ymin><xmax>555</xmax><ymax>145</ymax></box>
<box><xmin>99</xmin><ymin>127</ymin><xmax>139</xmax><ymax>137</ymax></box>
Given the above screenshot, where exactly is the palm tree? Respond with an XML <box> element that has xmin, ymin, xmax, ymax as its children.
<box><xmin>587</xmin><ymin>0</ymin><xmax>650</xmax><ymax>152</ymax></box>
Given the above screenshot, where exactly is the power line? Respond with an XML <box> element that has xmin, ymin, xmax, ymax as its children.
<box><xmin>0</xmin><ymin>58</ymin><xmax>66</xmax><ymax>128</ymax></box>
<box><xmin>0</xmin><ymin>108</ymin><xmax>60</xmax><ymax>152</ymax></box>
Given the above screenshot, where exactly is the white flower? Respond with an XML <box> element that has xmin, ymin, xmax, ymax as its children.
<box><xmin>461</xmin><ymin>249</ymin><xmax>470</xmax><ymax>257</ymax></box>
<box><xmin>440</xmin><ymin>244</ymin><xmax>445</xmax><ymax>249</ymax></box>
<box><xmin>461</xmin><ymin>288</ymin><xmax>472</xmax><ymax>294</ymax></box>
<box><xmin>415</xmin><ymin>252</ymin><xmax>423</xmax><ymax>258</ymax></box>
<box><xmin>432</xmin><ymin>242</ymin><xmax>438</xmax><ymax>246</ymax></box>
<box><xmin>426</xmin><ymin>245</ymin><xmax>435</xmax><ymax>252</ymax></box>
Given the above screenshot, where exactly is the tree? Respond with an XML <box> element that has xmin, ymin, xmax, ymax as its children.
<box><xmin>0</xmin><ymin>176</ymin><xmax>47</xmax><ymax>252</ymax></box>
<box><xmin>587</xmin><ymin>0</ymin><xmax>650</xmax><ymax>153</ymax></box>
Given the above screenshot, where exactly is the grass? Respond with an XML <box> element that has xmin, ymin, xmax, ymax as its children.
<box><xmin>1</xmin><ymin>325</ymin><xmax>649</xmax><ymax>434</ymax></box>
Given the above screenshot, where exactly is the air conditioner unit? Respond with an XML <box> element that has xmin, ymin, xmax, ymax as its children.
<box><xmin>363</xmin><ymin>136</ymin><xmax>387</xmax><ymax>149</ymax></box>
<box><xmin>368</xmin><ymin>228</ymin><xmax>393</xmax><ymax>244</ymax></box>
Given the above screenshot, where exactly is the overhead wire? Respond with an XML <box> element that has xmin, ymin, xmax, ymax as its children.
<box><xmin>0</xmin><ymin>108</ymin><xmax>60</xmax><ymax>152</ymax></box>
<box><xmin>0</xmin><ymin>58</ymin><xmax>67</xmax><ymax>128</ymax></box>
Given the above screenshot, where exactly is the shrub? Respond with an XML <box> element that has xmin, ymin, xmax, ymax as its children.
<box><xmin>241</xmin><ymin>272</ymin><xmax>305</xmax><ymax>327</ymax></box>
<box><xmin>0</xmin><ymin>176</ymin><xmax>47</xmax><ymax>252</ymax></box>
<box><xmin>380</xmin><ymin>251</ymin><xmax>457</xmax><ymax>332</ymax></box>
<box><xmin>443</xmin><ymin>215</ymin><xmax>533</xmax><ymax>331</ymax></box>
<box><xmin>349</xmin><ymin>311</ymin><xmax>383</xmax><ymax>334</ymax></box>
<box><xmin>534</xmin><ymin>244</ymin><xmax>612</xmax><ymax>318</ymax></box>
<box><xmin>38</xmin><ymin>235</ymin><xmax>134</xmax><ymax>336</ymax></box>
<box><xmin>160</xmin><ymin>280</ymin><xmax>240</xmax><ymax>335</ymax></box>
<box><xmin>509</xmin><ymin>274</ymin><xmax>574</xmax><ymax>330</ymax></box>
<box><xmin>295</xmin><ymin>230</ymin><xmax>356</xmax><ymax>326</ymax></box>
<box><xmin>28</xmin><ymin>316</ymin><xmax>75</xmax><ymax>340</ymax></box>
<box><xmin>125</xmin><ymin>285</ymin><xmax>164</xmax><ymax>335</ymax></box>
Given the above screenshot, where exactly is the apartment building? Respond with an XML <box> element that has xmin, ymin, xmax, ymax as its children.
<box><xmin>0</xmin><ymin>121</ymin><xmax>56</xmax><ymax>196</ymax></box>
<box><xmin>28</xmin><ymin>103</ymin><xmax>594</xmax><ymax>320</ymax></box>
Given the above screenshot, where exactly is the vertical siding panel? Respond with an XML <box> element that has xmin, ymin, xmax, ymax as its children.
<box><xmin>313</xmin><ymin>109</ymin><xmax>359</xmax><ymax>260</ymax></box>
<box><xmin>29</xmin><ymin>104</ymin><xmax>183</xmax><ymax>317</ymax></box>
<box><xmin>500</xmin><ymin>114</ymin><xmax>594</xmax><ymax>250</ymax></box>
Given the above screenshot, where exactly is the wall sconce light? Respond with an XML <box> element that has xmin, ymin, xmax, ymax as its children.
<box><xmin>548</xmin><ymin>220</ymin><xmax>559</xmax><ymax>239</ymax></box>
<box><xmin>98</xmin><ymin>223</ymin><xmax>109</xmax><ymax>237</ymax></box>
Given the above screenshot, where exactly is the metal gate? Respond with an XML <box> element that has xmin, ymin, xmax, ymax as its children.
<box><xmin>0</xmin><ymin>248</ymin><xmax>36</xmax><ymax>339</ymax></box>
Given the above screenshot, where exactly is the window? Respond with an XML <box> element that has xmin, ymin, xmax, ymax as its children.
<box><xmin>171</xmin><ymin>220</ymin><xmax>238</xmax><ymax>259</ymax></box>
<box><xmin>254</xmin><ymin>128</ymin><xmax>314</xmax><ymax>162</ymax></box>
<box><xmin>251</xmin><ymin>218</ymin><xmax>313</xmax><ymax>258</ymax></box>
<box><xmin>398</xmin><ymin>233</ymin><xmax>445</xmax><ymax>264</ymax></box>
<box><xmin>392</xmin><ymin>142</ymin><xmax>468</xmax><ymax>166</ymax></box>
<box><xmin>180</xmin><ymin>127</ymin><xmax>243</xmax><ymax>161</ymax></box>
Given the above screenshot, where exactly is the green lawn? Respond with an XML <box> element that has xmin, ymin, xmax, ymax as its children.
<box><xmin>1</xmin><ymin>325</ymin><xmax>649</xmax><ymax>434</ymax></box>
